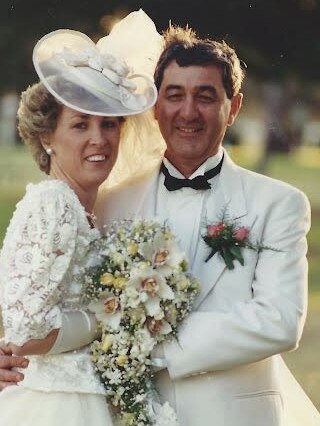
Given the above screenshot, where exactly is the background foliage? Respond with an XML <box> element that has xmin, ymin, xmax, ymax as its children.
<box><xmin>1</xmin><ymin>0</ymin><xmax>320</xmax><ymax>92</ymax></box>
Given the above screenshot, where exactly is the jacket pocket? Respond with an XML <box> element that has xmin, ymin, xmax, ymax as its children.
<box><xmin>226</xmin><ymin>390</ymin><xmax>284</xmax><ymax>426</ymax></box>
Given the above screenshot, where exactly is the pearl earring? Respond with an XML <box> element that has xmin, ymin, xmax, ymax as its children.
<box><xmin>46</xmin><ymin>148</ymin><xmax>52</xmax><ymax>156</ymax></box>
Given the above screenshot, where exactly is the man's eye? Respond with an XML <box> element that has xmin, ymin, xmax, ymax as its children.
<box><xmin>198</xmin><ymin>95</ymin><xmax>215</xmax><ymax>103</ymax></box>
<box><xmin>167</xmin><ymin>94</ymin><xmax>182</xmax><ymax>101</ymax></box>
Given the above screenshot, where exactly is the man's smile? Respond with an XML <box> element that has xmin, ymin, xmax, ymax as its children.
<box><xmin>175</xmin><ymin>125</ymin><xmax>204</xmax><ymax>134</ymax></box>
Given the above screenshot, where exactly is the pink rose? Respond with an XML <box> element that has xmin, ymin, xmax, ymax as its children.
<box><xmin>207</xmin><ymin>222</ymin><xmax>226</xmax><ymax>238</ymax></box>
<box><xmin>234</xmin><ymin>227</ymin><xmax>249</xmax><ymax>241</ymax></box>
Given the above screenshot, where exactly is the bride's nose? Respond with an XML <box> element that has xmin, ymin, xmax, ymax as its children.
<box><xmin>88</xmin><ymin>124</ymin><xmax>105</xmax><ymax>145</ymax></box>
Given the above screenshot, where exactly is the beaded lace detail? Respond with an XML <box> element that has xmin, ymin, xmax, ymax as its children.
<box><xmin>0</xmin><ymin>180</ymin><xmax>105</xmax><ymax>394</ymax></box>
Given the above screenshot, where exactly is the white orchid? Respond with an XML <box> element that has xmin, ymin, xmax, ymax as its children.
<box><xmin>140</xmin><ymin>231</ymin><xmax>186</xmax><ymax>277</ymax></box>
<box><xmin>125</xmin><ymin>267</ymin><xmax>174</xmax><ymax>318</ymax></box>
<box><xmin>146</xmin><ymin>317</ymin><xmax>172</xmax><ymax>337</ymax></box>
<box><xmin>88</xmin><ymin>291</ymin><xmax>122</xmax><ymax>330</ymax></box>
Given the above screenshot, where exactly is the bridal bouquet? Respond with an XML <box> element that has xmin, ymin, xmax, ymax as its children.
<box><xmin>82</xmin><ymin>219</ymin><xmax>200</xmax><ymax>426</ymax></box>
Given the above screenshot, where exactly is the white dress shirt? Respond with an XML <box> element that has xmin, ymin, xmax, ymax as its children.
<box><xmin>155</xmin><ymin>149</ymin><xmax>224</xmax><ymax>269</ymax></box>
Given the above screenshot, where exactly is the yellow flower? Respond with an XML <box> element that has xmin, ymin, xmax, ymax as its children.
<box><xmin>116</xmin><ymin>355</ymin><xmax>128</xmax><ymax>366</ymax></box>
<box><xmin>101</xmin><ymin>334</ymin><xmax>113</xmax><ymax>352</ymax></box>
<box><xmin>113</xmin><ymin>277</ymin><xmax>127</xmax><ymax>290</ymax></box>
<box><xmin>122</xmin><ymin>413</ymin><xmax>135</xmax><ymax>425</ymax></box>
<box><xmin>128</xmin><ymin>242</ymin><xmax>138</xmax><ymax>256</ymax></box>
<box><xmin>112</xmin><ymin>253</ymin><xmax>125</xmax><ymax>264</ymax></box>
<box><xmin>177</xmin><ymin>276</ymin><xmax>190</xmax><ymax>291</ymax></box>
<box><xmin>164</xmin><ymin>228</ymin><xmax>173</xmax><ymax>239</ymax></box>
<box><xmin>138</xmin><ymin>261</ymin><xmax>151</xmax><ymax>270</ymax></box>
<box><xmin>130</xmin><ymin>307</ymin><xmax>145</xmax><ymax>324</ymax></box>
<box><xmin>191</xmin><ymin>279</ymin><xmax>201</xmax><ymax>291</ymax></box>
<box><xmin>165</xmin><ymin>305</ymin><xmax>178</xmax><ymax>325</ymax></box>
<box><xmin>100</xmin><ymin>272</ymin><xmax>114</xmax><ymax>286</ymax></box>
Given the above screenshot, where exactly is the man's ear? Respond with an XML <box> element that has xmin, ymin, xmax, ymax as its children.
<box><xmin>227</xmin><ymin>93</ymin><xmax>243</xmax><ymax>126</ymax></box>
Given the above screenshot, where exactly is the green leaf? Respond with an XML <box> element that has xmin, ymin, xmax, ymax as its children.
<box><xmin>229</xmin><ymin>245</ymin><xmax>244</xmax><ymax>266</ymax></box>
<box><xmin>222</xmin><ymin>247</ymin><xmax>235</xmax><ymax>269</ymax></box>
<box><xmin>205</xmin><ymin>249</ymin><xmax>217</xmax><ymax>262</ymax></box>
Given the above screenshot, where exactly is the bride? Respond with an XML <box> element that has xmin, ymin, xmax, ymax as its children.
<box><xmin>0</xmin><ymin>11</ymin><xmax>164</xmax><ymax>426</ymax></box>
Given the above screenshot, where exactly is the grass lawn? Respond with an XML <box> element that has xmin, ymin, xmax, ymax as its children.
<box><xmin>0</xmin><ymin>145</ymin><xmax>319</xmax><ymax>409</ymax></box>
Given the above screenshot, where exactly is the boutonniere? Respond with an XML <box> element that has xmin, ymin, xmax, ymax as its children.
<box><xmin>203</xmin><ymin>216</ymin><xmax>276</xmax><ymax>269</ymax></box>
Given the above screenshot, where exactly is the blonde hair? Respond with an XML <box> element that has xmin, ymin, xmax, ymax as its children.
<box><xmin>17</xmin><ymin>82</ymin><xmax>62</xmax><ymax>174</ymax></box>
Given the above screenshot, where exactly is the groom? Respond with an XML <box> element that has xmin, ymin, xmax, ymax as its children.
<box><xmin>0</xmin><ymin>26</ymin><xmax>311</xmax><ymax>425</ymax></box>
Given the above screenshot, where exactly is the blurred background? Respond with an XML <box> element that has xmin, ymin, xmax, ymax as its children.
<box><xmin>0</xmin><ymin>0</ymin><xmax>319</xmax><ymax>409</ymax></box>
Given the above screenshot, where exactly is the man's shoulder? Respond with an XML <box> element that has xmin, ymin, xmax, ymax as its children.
<box><xmin>237</xmin><ymin>164</ymin><xmax>308</xmax><ymax>202</ymax></box>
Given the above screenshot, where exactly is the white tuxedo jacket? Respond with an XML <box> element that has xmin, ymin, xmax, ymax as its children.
<box><xmin>96</xmin><ymin>151</ymin><xmax>318</xmax><ymax>426</ymax></box>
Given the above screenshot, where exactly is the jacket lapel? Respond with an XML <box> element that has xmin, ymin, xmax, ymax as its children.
<box><xmin>192</xmin><ymin>150</ymin><xmax>250</xmax><ymax>309</ymax></box>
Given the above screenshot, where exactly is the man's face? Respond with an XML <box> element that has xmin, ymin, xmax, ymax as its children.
<box><xmin>154</xmin><ymin>61</ymin><xmax>242</xmax><ymax>173</ymax></box>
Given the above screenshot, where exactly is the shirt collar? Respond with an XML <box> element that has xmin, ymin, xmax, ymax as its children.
<box><xmin>163</xmin><ymin>148</ymin><xmax>224</xmax><ymax>179</ymax></box>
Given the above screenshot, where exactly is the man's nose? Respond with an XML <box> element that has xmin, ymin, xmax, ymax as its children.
<box><xmin>179</xmin><ymin>97</ymin><xmax>199</xmax><ymax>120</ymax></box>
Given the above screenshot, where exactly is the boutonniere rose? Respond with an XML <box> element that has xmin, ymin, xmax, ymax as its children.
<box><xmin>203</xmin><ymin>217</ymin><xmax>276</xmax><ymax>269</ymax></box>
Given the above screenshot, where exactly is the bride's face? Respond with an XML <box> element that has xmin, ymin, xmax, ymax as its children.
<box><xmin>46</xmin><ymin>106</ymin><xmax>121</xmax><ymax>192</ymax></box>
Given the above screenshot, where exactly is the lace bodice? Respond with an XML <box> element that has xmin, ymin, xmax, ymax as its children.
<box><xmin>0</xmin><ymin>180</ymin><xmax>105</xmax><ymax>394</ymax></box>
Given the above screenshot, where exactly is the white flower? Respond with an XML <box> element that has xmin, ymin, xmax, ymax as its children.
<box><xmin>126</xmin><ymin>267</ymin><xmax>174</xmax><ymax>317</ymax></box>
<box><xmin>146</xmin><ymin>317</ymin><xmax>172</xmax><ymax>337</ymax></box>
<box><xmin>88</xmin><ymin>291</ymin><xmax>122</xmax><ymax>330</ymax></box>
<box><xmin>140</xmin><ymin>232</ymin><xmax>185</xmax><ymax>277</ymax></box>
<box><xmin>135</xmin><ymin>328</ymin><xmax>156</xmax><ymax>354</ymax></box>
<box><xmin>106</xmin><ymin>369</ymin><xmax>123</xmax><ymax>385</ymax></box>
<box><xmin>111</xmin><ymin>252</ymin><xmax>126</xmax><ymax>266</ymax></box>
<box><xmin>154</xmin><ymin>401</ymin><xmax>179</xmax><ymax>426</ymax></box>
<box><xmin>135</xmin><ymin>394</ymin><xmax>146</xmax><ymax>404</ymax></box>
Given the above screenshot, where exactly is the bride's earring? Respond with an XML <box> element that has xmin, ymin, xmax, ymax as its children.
<box><xmin>46</xmin><ymin>148</ymin><xmax>53</xmax><ymax>156</ymax></box>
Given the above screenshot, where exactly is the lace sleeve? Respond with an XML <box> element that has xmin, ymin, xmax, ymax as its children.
<box><xmin>0</xmin><ymin>186</ymin><xmax>78</xmax><ymax>346</ymax></box>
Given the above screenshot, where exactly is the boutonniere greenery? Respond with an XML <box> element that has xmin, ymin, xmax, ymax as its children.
<box><xmin>203</xmin><ymin>216</ymin><xmax>277</xmax><ymax>269</ymax></box>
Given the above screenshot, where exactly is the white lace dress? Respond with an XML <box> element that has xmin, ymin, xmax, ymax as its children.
<box><xmin>0</xmin><ymin>180</ymin><xmax>113</xmax><ymax>426</ymax></box>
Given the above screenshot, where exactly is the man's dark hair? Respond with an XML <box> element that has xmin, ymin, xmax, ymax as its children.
<box><xmin>154</xmin><ymin>26</ymin><xmax>245</xmax><ymax>99</ymax></box>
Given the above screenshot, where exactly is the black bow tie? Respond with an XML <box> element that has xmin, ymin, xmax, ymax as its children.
<box><xmin>161</xmin><ymin>154</ymin><xmax>224</xmax><ymax>191</ymax></box>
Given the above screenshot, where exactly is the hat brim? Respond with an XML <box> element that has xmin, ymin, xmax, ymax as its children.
<box><xmin>33</xmin><ymin>29</ymin><xmax>158</xmax><ymax>116</ymax></box>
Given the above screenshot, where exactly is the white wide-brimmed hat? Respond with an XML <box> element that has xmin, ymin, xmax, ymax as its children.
<box><xmin>33</xmin><ymin>10</ymin><xmax>162</xmax><ymax>116</ymax></box>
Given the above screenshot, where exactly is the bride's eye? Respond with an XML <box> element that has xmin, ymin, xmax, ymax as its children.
<box><xmin>102</xmin><ymin>119</ymin><xmax>118</xmax><ymax>128</ymax></box>
<box><xmin>73</xmin><ymin>122</ymin><xmax>87</xmax><ymax>129</ymax></box>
